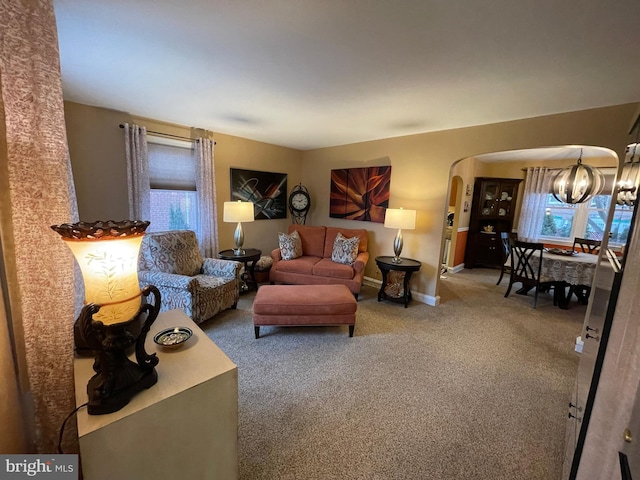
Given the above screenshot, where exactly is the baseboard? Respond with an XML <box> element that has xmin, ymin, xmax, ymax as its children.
<box><xmin>363</xmin><ymin>277</ymin><xmax>440</xmax><ymax>306</ymax></box>
<box><xmin>447</xmin><ymin>264</ymin><xmax>465</xmax><ymax>274</ymax></box>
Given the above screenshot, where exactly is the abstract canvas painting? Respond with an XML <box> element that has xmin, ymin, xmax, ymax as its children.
<box><xmin>330</xmin><ymin>166</ymin><xmax>391</xmax><ymax>223</ymax></box>
<box><xmin>230</xmin><ymin>168</ymin><xmax>287</xmax><ymax>219</ymax></box>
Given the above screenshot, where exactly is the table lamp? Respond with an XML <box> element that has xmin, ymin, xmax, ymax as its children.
<box><xmin>384</xmin><ymin>207</ymin><xmax>416</xmax><ymax>263</ymax></box>
<box><xmin>51</xmin><ymin>220</ymin><xmax>161</xmax><ymax>415</ymax></box>
<box><xmin>224</xmin><ymin>200</ymin><xmax>255</xmax><ymax>255</ymax></box>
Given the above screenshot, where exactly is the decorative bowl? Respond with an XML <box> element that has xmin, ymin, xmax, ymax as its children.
<box><xmin>154</xmin><ymin>326</ymin><xmax>193</xmax><ymax>349</ymax></box>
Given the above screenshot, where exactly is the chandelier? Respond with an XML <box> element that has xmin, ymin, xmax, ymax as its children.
<box><xmin>616</xmin><ymin>143</ymin><xmax>640</xmax><ymax>207</ymax></box>
<box><xmin>552</xmin><ymin>148</ymin><xmax>605</xmax><ymax>204</ymax></box>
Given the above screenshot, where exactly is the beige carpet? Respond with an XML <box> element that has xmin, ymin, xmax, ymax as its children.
<box><xmin>203</xmin><ymin>268</ymin><xmax>585</xmax><ymax>480</ymax></box>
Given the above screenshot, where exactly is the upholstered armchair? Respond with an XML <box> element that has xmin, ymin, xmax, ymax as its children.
<box><xmin>138</xmin><ymin>230</ymin><xmax>241</xmax><ymax>324</ymax></box>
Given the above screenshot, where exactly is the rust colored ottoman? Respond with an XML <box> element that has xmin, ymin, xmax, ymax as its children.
<box><xmin>252</xmin><ymin>284</ymin><xmax>357</xmax><ymax>338</ymax></box>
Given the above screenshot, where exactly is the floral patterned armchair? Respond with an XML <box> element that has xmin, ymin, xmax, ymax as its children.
<box><xmin>138</xmin><ymin>230</ymin><xmax>241</xmax><ymax>324</ymax></box>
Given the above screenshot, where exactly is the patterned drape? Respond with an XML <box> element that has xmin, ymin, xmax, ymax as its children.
<box><xmin>124</xmin><ymin>123</ymin><xmax>150</xmax><ymax>221</ymax></box>
<box><xmin>194</xmin><ymin>138</ymin><xmax>219</xmax><ymax>257</ymax></box>
<box><xmin>517</xmin><ymin>167</ymin><xmax>555</xmax><ymax>242</ymax></box>
<box><xmin>0</xmin><ymin>0</ymin><xmax>78</xmax><ymax>453</ymax></box>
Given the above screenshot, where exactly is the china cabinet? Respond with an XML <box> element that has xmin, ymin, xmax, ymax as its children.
<box><xmin>464</xmin><ymin>177</ymin><xmax>521</xmax><ymax>268</ymax></box>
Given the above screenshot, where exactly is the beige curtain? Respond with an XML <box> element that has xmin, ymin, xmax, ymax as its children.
<box><xmin>194</xmin><ymin>137</ymin><xmax>219</xmax><ymax>257</ymax></box>
<box><xmin>124</xmin><ymin>123</ymin><xmax>150</xmax><ymax>221</ymax></box>
<box><xmin>0</xmin><ymin>0</ymin><xmax>79</xmax><ymax>453</ymax></box>
<box><xmin>517</xmin><ymin>167</ymin><xmax>555</xmax><ymax>242</ymax></box>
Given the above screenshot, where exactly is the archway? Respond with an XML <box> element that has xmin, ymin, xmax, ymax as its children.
<box><xmin>437</xmin><ymin>145</ymin><xmax>620</xmax><ymax>294</ymax></box>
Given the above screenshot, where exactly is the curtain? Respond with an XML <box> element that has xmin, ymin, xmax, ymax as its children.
<box><xmin>0</xmin><ymin>0</ymin><xmax>79</xmax><ymax>453</ymax></box>
<box><xmin>194</xmin><ymin>138</ymin><xmax>219</xmax><ymax>257</ymax></box>
<box><xmin>125</xmin><ymin>123</ymin><xmax>150</xmax><ymax>221</ymax></box>
<box><xmin>517</xmin><ymin>167</ymin><xmax>555</xmax><ymax>242</ymax></box>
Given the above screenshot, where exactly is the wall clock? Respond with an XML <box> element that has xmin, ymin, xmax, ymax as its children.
<box><xmin>288</xmin><ymin>184</ymin><xmax>311</xmax><ymax>224</ymax></box>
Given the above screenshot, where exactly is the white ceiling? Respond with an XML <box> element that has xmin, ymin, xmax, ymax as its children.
<box><xmin>53</xmin><ymin>0</ymin><xmax>640</xmax><ymax>151</ymax></box>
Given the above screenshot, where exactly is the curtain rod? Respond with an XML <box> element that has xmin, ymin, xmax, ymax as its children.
<box><xmin>118</xmin><ymin>124</ymin><xmax>215</xmax><ymax>144</ymax></box>
<box><xmin>521</xmin><ymin>167</ymin><xmax>564</xmax><ymax>172</ymax></box>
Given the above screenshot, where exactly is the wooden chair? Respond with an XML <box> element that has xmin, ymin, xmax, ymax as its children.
<box><xmin>496</xmin><ymin>232</ymin><xmax>511</xmax><ymax>285</ymax></box>
<box><xmin>569</xmin><ymin>238</ymin><xmax>601</xmax><ymax>304</ymax></box>
<box><xmin>572</xmin><ymin>237</ymin><xmax>602</xmax><ymax>254</ymax></box>
<box><xmin>504</xmin><ymin>239</ymin><xmax>556</xmax><ymax>308</ymax></box>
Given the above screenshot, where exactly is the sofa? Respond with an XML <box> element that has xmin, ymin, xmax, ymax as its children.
<box><xmin>138</xmin><ymin>230</ymin><xmax>242</xmax><ymax>324</ymax></box>
<box><xmin>269</xmin><ymin>225</ymin><xmax>369</xmax><ymax>298</ymax></box>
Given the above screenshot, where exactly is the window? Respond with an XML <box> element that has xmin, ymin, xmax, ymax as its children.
<box><xmin>147</xmin><ymin>138</ymin><xmax>199</xmax><ymax>236</ymax></box>
<box><xmin>538</xmin><ymin>170</ymin><xmax>633</xmax><ymax>246</ymax></box>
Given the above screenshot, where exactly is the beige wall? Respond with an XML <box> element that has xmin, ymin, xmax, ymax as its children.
<box><xmin>64</xmin><ymin>102</ymin><xmax>133</xmax><ymax>220</ymax></box>
<box><xmin>64</xmin><ymin>101</ymin><xmax>304</xmax><ymax>256</ymax></box>
<box><xmin>301</xmin><ymin>103</ymin><xmax>637</xmax><ymax>302</ymax></box>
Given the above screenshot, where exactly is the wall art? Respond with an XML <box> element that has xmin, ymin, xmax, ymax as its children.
<box><xmin>230</xmin><ymin>168</ymin><xmax>287</xmax><ymax>219</ymax></box>
<box><xmin>330</xmin><ymin>166</ymin><xmax>391</xmax><ymax>223</ymax></box>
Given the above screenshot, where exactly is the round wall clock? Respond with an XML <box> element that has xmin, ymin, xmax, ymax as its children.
<box><xmin>289</xmin><ymin>184</ymin><xmax>311</xmax><ymax>224</ymax></box>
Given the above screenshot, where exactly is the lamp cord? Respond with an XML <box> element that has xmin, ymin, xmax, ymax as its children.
<box><xmin>57</xmin><ymin>402</ymin><xmax>87</xmax><ymax>454</ymax></box>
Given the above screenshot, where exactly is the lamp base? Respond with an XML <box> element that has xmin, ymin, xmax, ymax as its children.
<box><xmin>87</xmin><ymin>364</ymin><xmax>157</xmax><ymax>415</ymax></box>
<box><xmin>392</xmin><ymin>229</ymin><xmax>404</xmax><ymax>263</ymax></box>
<box><xmin>79</xmin><ymin>286</ymin><xmax>162</xmax><ymax>415</ymax></box>
<box><xmin>232</xmin><ymin>248</ymin><xmax>246</xmax><ymax>255</ymax></box>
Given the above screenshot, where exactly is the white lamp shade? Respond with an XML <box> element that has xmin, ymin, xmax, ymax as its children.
<box><xmin>65</xmin><ymin>236</ymin><xmax>143</xmax><ymax>325</ymax></box>
<box><xmin>224</xmin><ymin>201</ymin><xmax>255</xmax><ymax>223</ymax></box>
<box><xmin>384</xmin><ymin>208</ymin><xmax>416</xmax><ymax>230</ymax></box>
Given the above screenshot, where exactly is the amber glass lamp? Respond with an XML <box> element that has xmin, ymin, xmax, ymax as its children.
<box><xmin>51</xmin><ymin>220</ymin><xmax>161</xmax><ymax>415</ymax></box>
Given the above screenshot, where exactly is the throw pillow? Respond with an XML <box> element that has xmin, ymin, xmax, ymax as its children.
<box><xmin>331</xmin><ymin>232</ymin><xmax>360</xmax><ymax>265</ymax></box>
<box><xmin>279</xmin><ymin>230</ymin><xmax>303</xmax><ymax>260</ymax></box>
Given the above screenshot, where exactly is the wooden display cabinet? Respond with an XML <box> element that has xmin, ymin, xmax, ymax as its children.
<box><xmin>465</xmin><ymin>177</ymin><xmax>521</xmax><ymax>268</ymax></box>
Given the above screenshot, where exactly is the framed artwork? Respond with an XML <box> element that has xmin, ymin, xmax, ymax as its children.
<box><xmin>464</xmin><ymin>201</ymin><xmax>470</xmax><ymax>212</ymax></box>
<box><xmin>330</xmin><ymin>166</ymin><xmax>391</xmax><ymax>223</ymax></box>
<box><xmin>230</xmin><ymin>168</ymin><xmax>287</xmax><ymax>220</ymax></box>
<box><xmin>466</xmin><ymin>184</ymin><xmax>472</xmax><ymax>196</ymax></box>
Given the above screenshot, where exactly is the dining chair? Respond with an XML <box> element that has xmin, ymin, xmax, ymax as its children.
<box><xmin>504</xmin><ymin>239</ymin><xmax>556</xmax><ymax>308</ymax></box>
<box><xmin>573</xmin><ymin>237</ymin><xmax>602</xmax><ymax>254</ymax></box>
<box><xmin>496</xmin><ymin>232</ymin><xmax>511</xmax><ymax>285</ymax></box>
<box><xmin>570</xmin><ymin>237</ymin><xmax>601</xmax><ymax>304</ymax></box>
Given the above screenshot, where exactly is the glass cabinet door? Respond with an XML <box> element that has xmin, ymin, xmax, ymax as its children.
<box><xmin>496</xmin><ymin>183</ymin><xmax>516</xmax><ymax>218</ymax></box>
<box><xmin>480</xmin><ymin>181</ymin><xmax>500</xmax><ymax>217</ymax></box>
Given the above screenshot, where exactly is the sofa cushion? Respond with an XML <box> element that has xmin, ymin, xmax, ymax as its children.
<box><xmin>331</xmin><ymin>232</ymin><xmax>360</xmax><ymax>265</ymax></box>
<box><xmin>142</xmin><ymin>230</ymin><xmax>203</xmax><ymax>276</ymax></box>
<box><xmin>274</xmin><ymin>256</ymin><xmax>322</xmax><ymax>275</ymax></box>
<box><xmin>287</xmin><ymin>225</ymin><xmax>326</xmax><ymax>258</ymax></box>
<box><xmin>278</xmin><ymin>230</ymin><xmax>303</xmax><ymax>260</ymax></box>
<box><xmin>324</xmin><ymin>227</ymin><xmax>368</xmax><ymax>257</ymax></box>
<box><xmin>312</xmin><ymin>258</ymin><xmax>356</xmax><ymax>280</ymax></box>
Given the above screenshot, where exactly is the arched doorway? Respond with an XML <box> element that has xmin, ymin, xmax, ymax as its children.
<box><xmin>438</xmin><ymin>145</ymin><xmax>619</xmax><ymax>286</ymax></box>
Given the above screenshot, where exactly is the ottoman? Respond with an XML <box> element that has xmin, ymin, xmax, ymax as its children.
<box><xmin>252</xmin><ymin>284</ymin><xmax>357</xmax><ymax>338</ymax></box>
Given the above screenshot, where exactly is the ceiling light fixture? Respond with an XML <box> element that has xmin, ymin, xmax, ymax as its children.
<box><xmin>552</xmin><ymin>148</ymin><xmax>605</xmax><ymax>204</ymax></box>
<box><xmin>616</xmin><ymin>142</ymin><xmax>640</xmax><ymax>207</ymax></box>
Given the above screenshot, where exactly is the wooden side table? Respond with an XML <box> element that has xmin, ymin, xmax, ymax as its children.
<box><xmin>218</xmin><ymin>248</ymin><xmax>262</xmax><ymax>292</ymax></box>
<box><xmin>375</xmin><ymin>256</ymin><xmax>422</xmax><ymax>307</ymax></box>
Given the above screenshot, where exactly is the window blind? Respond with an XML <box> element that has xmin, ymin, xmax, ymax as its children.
<box><xmin>148</xmin><ymin>142</ymin><xmax>196</xmax><ymax>191</ymax></box>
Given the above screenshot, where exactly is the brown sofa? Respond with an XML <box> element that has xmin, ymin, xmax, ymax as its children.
<box><xmin>269</xmin><ymin>225</ymin><xmax>369</xmax><ymax>298</ymax></box>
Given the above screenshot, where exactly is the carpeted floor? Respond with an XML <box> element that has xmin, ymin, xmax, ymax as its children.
<box><xmin>202</xmin><ymin>268</ymin><xmax>585</xmax><ymax>480</ymax></box>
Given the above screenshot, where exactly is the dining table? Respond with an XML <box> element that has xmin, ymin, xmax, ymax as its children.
<box><xmin>511</xmin><ymin>248</ymin><xmax>599</xmax><ymax>309</ymax></box>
